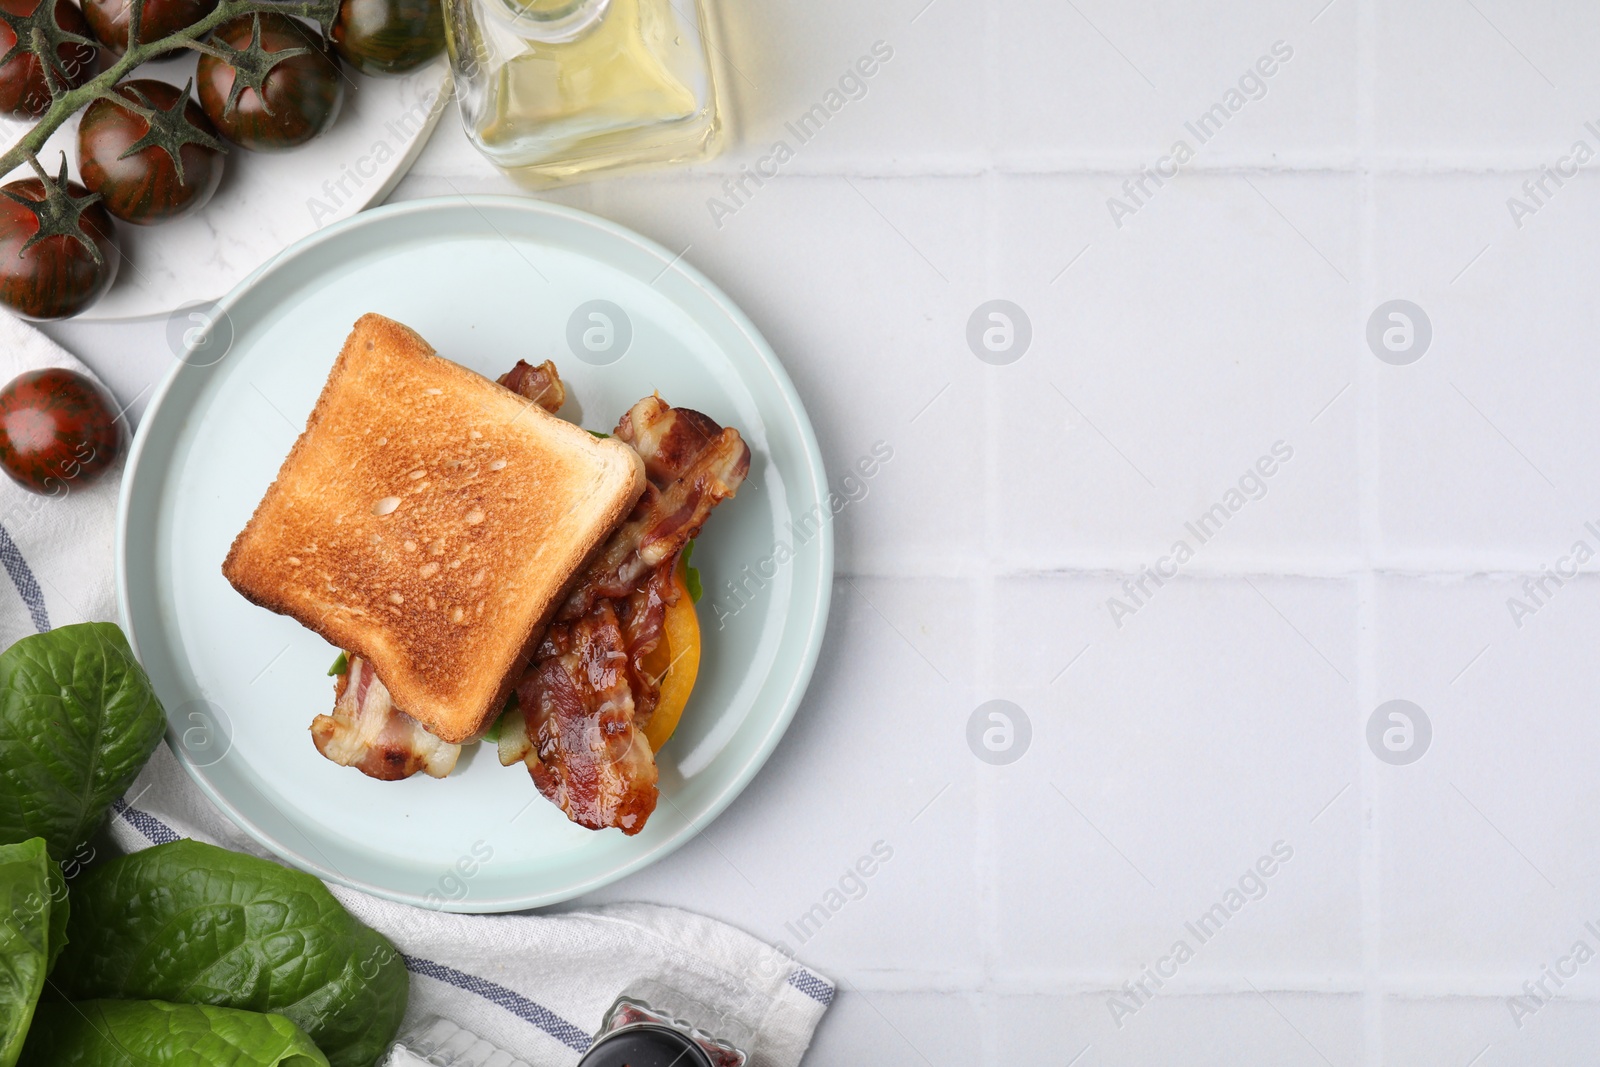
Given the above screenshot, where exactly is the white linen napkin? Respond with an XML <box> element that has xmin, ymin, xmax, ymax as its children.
<box><xmin>1</xmin><ymin>319</ymin><xmax>833</xmax><ymax>1067</ymax></box>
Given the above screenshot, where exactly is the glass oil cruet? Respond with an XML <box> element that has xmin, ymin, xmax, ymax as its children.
<box><xmin>443</xmin><ymin>0</ymin><xmax>724</xmax><ymax>184</ymax></box>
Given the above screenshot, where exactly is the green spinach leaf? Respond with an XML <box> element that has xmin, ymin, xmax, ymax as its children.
<box><xmin>53</xmin><ymin>840</ymin><xmax>406</xmax><ymax>1067</ymax></box>
<box><xmin>682</xmin><ymin>539</ymin><xmax>702</xmax><ymax>603</ymax></box>
<box><xmin>23</xmin><ymin>1000</ymin><xmax>329</xmax><ymax>1067</ymax></box>
<box><xmin>0</xmin><ymin>838</ymin><xmax>63</xmax><ymax>1067</ymax></box>
<box><xmin>0</xmin><ymin>623</ymin><xmax>166</xmax><ymax>860</ymax></box>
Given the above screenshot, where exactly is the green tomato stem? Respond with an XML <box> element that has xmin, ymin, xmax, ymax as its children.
<box><xmin>0</xmin><ymin>0</ymin><xmax>337</xmax><ymax>177</ymax></box>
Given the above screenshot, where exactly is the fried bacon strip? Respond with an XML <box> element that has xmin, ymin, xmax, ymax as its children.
<box><xmin>614</xmin><ymin>395</ymin><xmax>722</xmax><ymax>483</ymax></box>
<box><xmin>498</xmin><ymin>359</ymin><xmax>566</xmax><ymax>413</ymax></box>
<box><xmin>312</xmin><ymin>656</ymin><xmax>461</xmax><ymax>780</ymax></box>
<box><xmin>500</xmin><ymin>601</ymin><xmax>661</xmax><ymax>834</ymax></box>
<box><xmin>503</xmin><ymin>394</ymin><xmax>750</xmax><ymax>834</ymax></box>
<box><xmin>560</xmin><ymin>396</ymin><xmax>751</xmax><ymax>617</ymax></box>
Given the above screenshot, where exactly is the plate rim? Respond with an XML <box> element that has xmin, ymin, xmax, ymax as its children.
<box><xmin>115</xmin><ymin>193</ymin><xmax>834</xmax><ymax>911</ymax></box>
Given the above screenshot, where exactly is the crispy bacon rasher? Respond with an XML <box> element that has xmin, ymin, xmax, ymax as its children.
<box><xmin>313</xmin><ymin>656</ymin><xmax>461</xmax><ymax>780</ymax></box>
<box><xmin>497</xmin><ymin>359</ymin><xmax>565</xmax><ymax>412</ymax></box>
<box><xmin>309</xmin><ymin>359</ymin><xmax>751</xmax><ymax>839</ymax></box>
<box><xmin>499</xmin><ymin>393</ymin><xmax>750</xmax><ymax>834</ymax></box>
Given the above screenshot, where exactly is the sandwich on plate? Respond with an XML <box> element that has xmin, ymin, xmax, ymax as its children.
<box><xmin>222</xmin><ymin>313</ymin><xmax>750</xmax><ymax>835</ymax></box>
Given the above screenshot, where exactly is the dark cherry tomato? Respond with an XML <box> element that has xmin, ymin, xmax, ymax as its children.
<box><xmin>0</xmin><ymin>0</ymin><xmax>98</xmax><ymax>118</ymax></box>
<box><xmin>332</xmin><ymin>0</ymin><xmax>442</xmax><ymax>75</ymax></box>
<box><xmin>78</xmin><ymin>79</ymin><xmax>224</xmax><ymax>224</ymax></box>
<box><xmin>83</xmin><ymin>0</ymin><xmax>216</xmax><ymax>53</ymax></box>
<box><xmin>197</xmin><ymin>12</ymin><xmax>343</xmax><ymax>152</ymax></box>
<box><xmin>0</xmin><ymin>177</ymin><xmax>118</xmax><ymax>320</ymax></box>
<box><xmin>0</xmin><ymin>367</ymin><xmax>122</xmax><ymax>494</ymax></box>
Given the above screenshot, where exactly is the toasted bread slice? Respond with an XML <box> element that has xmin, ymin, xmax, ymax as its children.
<box><xmin>223</xmin><ymin>313</ymin><xmax>646</xmax><ymax>744</ymax></box>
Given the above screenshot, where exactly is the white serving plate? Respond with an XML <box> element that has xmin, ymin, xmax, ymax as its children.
<box><xmin>117</xmin><ymin>195</ymin><xmax>833</xmax><ymax>911</ymax></box>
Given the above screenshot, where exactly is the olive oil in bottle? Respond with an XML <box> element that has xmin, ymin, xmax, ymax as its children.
<box><xmin>444</xmin><ymin>0</ymin><xmax>723</xmax><ymax>183</ymax></box>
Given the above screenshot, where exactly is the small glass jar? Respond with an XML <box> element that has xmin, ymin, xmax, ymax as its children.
<box><xmin>580</xmin><ymin>994</ymin><xmax>746</xmax><ymax>1067</ymax></box>
<box><xmin>443</xmin><ymin>0</ymin><xmax>725</xmax><ymax>184</ymax></box>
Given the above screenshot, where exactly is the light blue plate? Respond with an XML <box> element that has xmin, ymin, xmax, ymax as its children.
<box><xmin>117</xmin><ymin>196</ymin><xmax>831</xmax><ymax>912</ymax></box>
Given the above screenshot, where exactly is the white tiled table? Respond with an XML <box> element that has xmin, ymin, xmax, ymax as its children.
<box><xmin>42</xmin><ymin>1</ymin><xmax>1600</xmax><ymax>1062</ymax></box>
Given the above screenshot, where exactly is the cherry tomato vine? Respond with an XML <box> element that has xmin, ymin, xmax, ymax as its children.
<box><xmin>0</xmin><ymin>0</ymin><xmax>338</xmax><ymax>255</ymax></box>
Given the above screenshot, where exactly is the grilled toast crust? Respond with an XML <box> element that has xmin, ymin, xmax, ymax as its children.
<box><xmin>222</xmin><ymin>313</ymin><xmax>646</xmax><ymax>744</ymax></box>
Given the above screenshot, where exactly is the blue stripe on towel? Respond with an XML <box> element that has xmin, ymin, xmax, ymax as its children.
<box><xmin>404</xmin><ymin>955</ymin><xmax>593</xmax><ymax>1052</ymax></box>
<box><xmin>112</xmin><ymin>798</ymin><xmax>182</xmax><ymax>845</ymax></box>
<box><xmin>0</xmin><ymin>520</ymin><xmax>48</xmax><ymax>632</ymax></box>
<box><xmin>787</xmin><ymin>968</ymin><xmax>835</xmax><ymax>1005</ymax></box>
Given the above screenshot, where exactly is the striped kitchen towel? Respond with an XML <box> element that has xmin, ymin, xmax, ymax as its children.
<box><xmin>108</xmin><ymin>748</ymin><xmax>834</xmax><ymax>1067</ymax></box>
<box><xmin>0</xmin><ymin>315</ymin><xmax>124</xmax><ymax>649</ymax></box>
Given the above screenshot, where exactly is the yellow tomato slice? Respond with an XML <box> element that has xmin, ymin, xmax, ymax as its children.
<box><xmin>644</xmin><ymin>561</ymin><xmax>701</xmax><ymax>753</ymax></box>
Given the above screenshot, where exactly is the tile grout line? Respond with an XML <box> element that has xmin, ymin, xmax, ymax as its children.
<box><xmin>976</xmin><ymin>0</ymin><xmax>1002</xmax><ymax>1058</ymax></box>
<box><xmin>1355</xmin><ymin>0</ymin><xmax>1382</xmax><ymax>1061</ymax></box>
